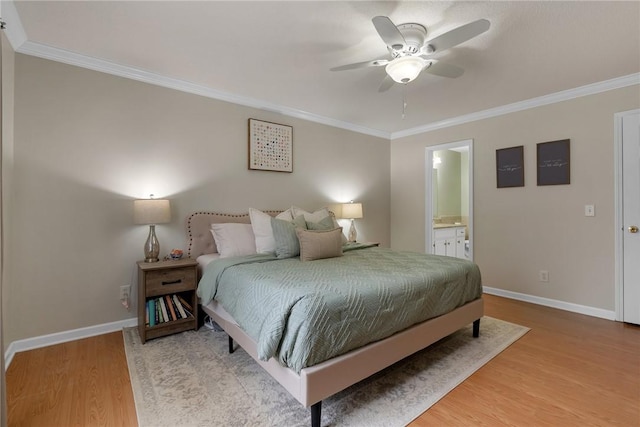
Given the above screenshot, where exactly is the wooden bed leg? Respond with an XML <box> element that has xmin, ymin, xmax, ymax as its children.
<box><xmin>228</xmin><ymin>336</ymin><xmax>235</xmax><ymax>354</ymax></box>
<box><xmin>310</xmin><ymin>401</ymin><xmax>321</xmax><ymax>427</ymax></box>
<box><xmin>473</xmin><ymin>318</ymin><xmax>480</xmax><ymax>338</ymax></box>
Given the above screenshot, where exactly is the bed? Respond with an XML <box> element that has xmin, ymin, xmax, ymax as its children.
<box><xmin>187</xmin><ymin>209</ymin><xmax>484</xmax><ymax>427</ymax></box>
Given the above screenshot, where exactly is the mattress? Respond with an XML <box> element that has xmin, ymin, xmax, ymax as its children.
<box><xmin>197</xmin><ymin>246</ymin><xmax>482</xmax><ymax>373</ymax></box>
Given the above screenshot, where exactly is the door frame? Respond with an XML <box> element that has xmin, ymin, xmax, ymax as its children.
<box><xmin>425</xmin><ymin>139</ymin><xmax>474</xmax><ymax>259</ymax></box>
<box><xmin>614</xmin><ymin>109</ymin><xmax>639</xmax><ymax>321</ymax></box>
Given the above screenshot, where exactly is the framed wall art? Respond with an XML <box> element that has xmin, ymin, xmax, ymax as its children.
<box><xmin>496</xmin><ymin>145</ymin><xmax>525</xmax><ymax>188</ymax></box>
<box><xmin>537</xmin><ymin>139</ymin><xmax>570</xmax><ymax>185</ymax></box>
<box><xmin>248</xmin><ymin>118</ymin><xmax>293</xmax><ymax>173</ymax></box>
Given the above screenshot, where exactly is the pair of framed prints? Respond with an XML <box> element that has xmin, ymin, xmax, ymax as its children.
<box><xmin>496</xmin><ymin>139</ymin><xmax>570</xmax><ymax>188</ymax></box>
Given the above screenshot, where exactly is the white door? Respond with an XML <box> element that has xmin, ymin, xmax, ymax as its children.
<box><xmin>621</xmin><ymin>111</ymin><xmax>640</xmax><ymax>324</ymax></box>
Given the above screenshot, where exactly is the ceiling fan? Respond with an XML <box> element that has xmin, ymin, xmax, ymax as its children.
<box><xmin>331</xmin><ymin>16</ymin><xmax>490</xmax><ymax>92</ymax></box>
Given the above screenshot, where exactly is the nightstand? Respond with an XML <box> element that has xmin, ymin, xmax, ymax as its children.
<box><xmin>137</xmin><ymin>258</ymin><xmax>198</xmax><ymax>343</ymax></box>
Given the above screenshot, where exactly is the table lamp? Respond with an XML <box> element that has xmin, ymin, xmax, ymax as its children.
<box><xmin>134</xmin><ymin>195</ymin><xmax>171</xmax><ymax>262</ymax></box>
<box><xmin>341</xmin><ymin>202</ymin><xmax>363</xmax><ymax>242</ymax></box>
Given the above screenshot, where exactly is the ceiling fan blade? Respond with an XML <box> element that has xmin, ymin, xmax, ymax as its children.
<box><xmin>372</xmin><ymin>16</ymin><xmax>406</xmax><ymax>51</ymax></box>
<box><xmin>424</xmin><ymin>19</ymin><xmax>490</xmax><ymax>54</ymax></box>
<box><xmin>330</xmin><ymin>59</ymin><xmax>389</xmax><ymax>72</ymax></box>
<box><xmin>378</xmin><ymin>75</ymin><xmax>395</xmax><ymax>92</ymax></box>
<box><xmin>423</xmin><ymin>60</ymin><xmax>465</xmax><ymax>78</ymax></box>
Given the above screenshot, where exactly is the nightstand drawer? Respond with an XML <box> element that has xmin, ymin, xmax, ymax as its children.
<box><xmin>145</xmin><ymin>267</ymin><xmax>196</xmax><ymax>296</ymax></box>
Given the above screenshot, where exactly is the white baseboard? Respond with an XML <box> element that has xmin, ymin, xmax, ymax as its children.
<box><xmin>483</xmin><ymin>287</ymin><xmax>616</xmax><ymax>321</ymax></box>
<box><xmin>4</xmin><ymin>317</ymin><xmax>138</xmax><ymax>370</ymax></box>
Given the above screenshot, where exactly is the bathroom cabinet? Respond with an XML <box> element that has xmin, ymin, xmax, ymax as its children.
<box><xmin>432</xmin><ymin>226</ymin><xmax>466</xmax><ymax>259</ymax></box>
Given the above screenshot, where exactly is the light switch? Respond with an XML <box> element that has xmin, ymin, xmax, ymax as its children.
<box><xmin>585</xmin><ymin>205</ymin><xmax>595</xmax><ymax>217</ymax></box>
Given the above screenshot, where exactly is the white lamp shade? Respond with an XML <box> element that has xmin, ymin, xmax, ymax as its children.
<box><xmin>341</xmin><ymin>203</ymin><xmax>363</xmax><ymax>219</ymax></box>
<box><xmin>385</xmin><ymin>56</ymin><xmax>426</xmax><ymax>83</ymax></box>
<box><xmin>134</xmin><ymin>199</ymin><xmax>171</xmax><ymax>224</ymax></box>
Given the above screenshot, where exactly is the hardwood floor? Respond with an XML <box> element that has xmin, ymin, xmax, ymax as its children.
<box><xmin>6</xmin><ymin>331</ymin><xmax>137</xmax><ymax>426</ymax></box>
<box><xmin>411</xmin><ymin>296</ymin><xmax>640</xmax><ymax>426</ymax></box>
<box><xmin>6</xmin><ymin>294</ymin><xmax>640</xmax><ymax>426</ymax></box>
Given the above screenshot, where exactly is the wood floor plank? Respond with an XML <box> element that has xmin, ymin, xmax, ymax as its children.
<box><xmin>7</xmin><ymin>332</ymin><xmax>137</xmax><ymax>427</ymax></box>
<box><xmin>410</xmin><ymin>295</ymin><xmax>640</xmax><ymax>426</ymax></box>
<box><xmin>6</xmin><ymin>294</ymin><xmax>640</xmax><ymax>426</ymax></box>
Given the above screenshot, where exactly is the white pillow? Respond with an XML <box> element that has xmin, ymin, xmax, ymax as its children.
<box><xmin>278</xmin><ymin>208</ymin><xmax>294</xmax><ymax>221</ymax></box>
<box><xmin>291</xmin><ymin>206</ymin><xmax>331</xmax><ymax>223</ymax></box>
<box><xmin>210</xmin><ymin>223</ymin><xmax>257</xmax><ymax>258</ymax></box>
<box><xmin>291</xmin><ymin>206</ymin><xmax>347</xmax><ymax>243</ymax></box>
<box><xmin>248</xmin><ymin>208</ymin><xmax>293</xmax><ymax>253</ymax></box>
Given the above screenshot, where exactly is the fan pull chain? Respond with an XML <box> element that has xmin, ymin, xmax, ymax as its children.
<box><xmin>402</xmin><ymin>84</ymin><xmax>407</xmax><ymax>119</ymax></box>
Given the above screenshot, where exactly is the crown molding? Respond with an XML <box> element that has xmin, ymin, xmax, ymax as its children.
<box><xmin>390</xmin><ymin>73</ymin><xmax>640</xmax><ymax>140</ymax></box>
<box><xmin>5</xmin><ymin>0</ymin><xmax>637</xmax><ymax>142</ymax></box>
<box><xmin>21</xmin><ymin>38</ymin><xmax>638</xmax><ymax>142</ymax></box>
<box><xmin>16</xmin><ymin>40</ymin><xmax>391</xmax><ymax>139</ymax></box>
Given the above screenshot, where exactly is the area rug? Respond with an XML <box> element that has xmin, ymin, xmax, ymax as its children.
<box><xmin>123</xmin><ymin>316</ymin><xmax>528</xmax><ymax>427</ymax></box>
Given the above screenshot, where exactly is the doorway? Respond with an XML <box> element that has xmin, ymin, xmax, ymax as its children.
<box><xmin>615</xmin><ymin>109</ymin><xmax>640</xmax><ymax>324</ymax></box>
<box><xmin>425</xmin><ymin>140</ymin><xmax>473</xmax><ymax>260</ymax></box>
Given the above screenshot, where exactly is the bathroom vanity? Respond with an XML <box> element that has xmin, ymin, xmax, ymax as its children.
<box><xmin>432</xmin><ymin>224</ymin><xmax>467</xmax><ymax>259</ymax></box>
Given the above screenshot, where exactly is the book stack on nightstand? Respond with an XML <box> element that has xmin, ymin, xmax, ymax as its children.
<box><xmin>137</xmin><ymin>258</ymin><xmax>198</xmax><ymax>343</ymax></box>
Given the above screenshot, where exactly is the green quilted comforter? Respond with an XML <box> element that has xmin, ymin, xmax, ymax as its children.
<box><xmin>197</xmin><ymin>246</ymin><xmax>482</xmax><ymax>373</ymax></box>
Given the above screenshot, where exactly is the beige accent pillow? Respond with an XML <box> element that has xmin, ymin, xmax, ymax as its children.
<box><xmin>296</xmin><ymin>227</ymin><xmax>343</xmax><ymax>261</ymax></box>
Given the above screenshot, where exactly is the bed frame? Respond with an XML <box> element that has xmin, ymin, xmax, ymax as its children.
<box><xmin>187</xmin><ymin>211</ymin><xmax>484</xmax><ymax>427</ymax></box>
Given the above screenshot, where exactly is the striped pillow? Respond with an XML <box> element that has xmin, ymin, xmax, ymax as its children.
<box><xmin>271</xmin><ymin>215</ymin><xmax>307</xmax><ymax>259</ymax></box>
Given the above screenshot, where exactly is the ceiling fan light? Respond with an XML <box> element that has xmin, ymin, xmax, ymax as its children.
<box><xmin>385</xmin><ymin>56</ymin><xmax>425</xmax><ymax>83</ymax></box>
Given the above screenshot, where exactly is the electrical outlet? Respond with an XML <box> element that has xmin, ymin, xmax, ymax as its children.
<box><xmin>585</xmin><ymin>204</ymin><xmax>595</xmax><ymax>217</ymax></box>
<box><xmin>539</xmin><ymin>270</ymin><xmax>549</xmax><ymax>282</ymax></box>
<box><xmin>120</xmin><ymin>285</ymin><xmax>131</xmax><ymax>300</ymax></box>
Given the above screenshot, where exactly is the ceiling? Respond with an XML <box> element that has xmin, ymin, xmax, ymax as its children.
<box><xmin>5</xmin><ymin>1</ymin><xmax>640</xmax><ymax>138</ymax></box>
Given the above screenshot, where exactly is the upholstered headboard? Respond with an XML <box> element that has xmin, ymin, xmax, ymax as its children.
<box><xmin>186</xmin><ymin>211</ymin><xmax>282</xmax><ymax>259</ymax></box>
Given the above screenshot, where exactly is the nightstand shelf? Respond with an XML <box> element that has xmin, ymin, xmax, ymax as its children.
<box><xmin>137</xmin><ymin>258</ymin><xmax>198</xmax><ymax>343</ymax></box>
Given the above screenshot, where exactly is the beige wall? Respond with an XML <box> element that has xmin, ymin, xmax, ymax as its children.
<box><xmin>6</xmin><ymin>51</ymin><xmax>637</xmax><ymax>343</ymax></box>
<box><xmin>7</xmin><ymin>54</ymin><xmax>390</xmax><ymax>344</ymax></box>
<box><xmin>391</xmin><ymin>85</ymin><xmax>640</xmax><ymax>311</ymax></box>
